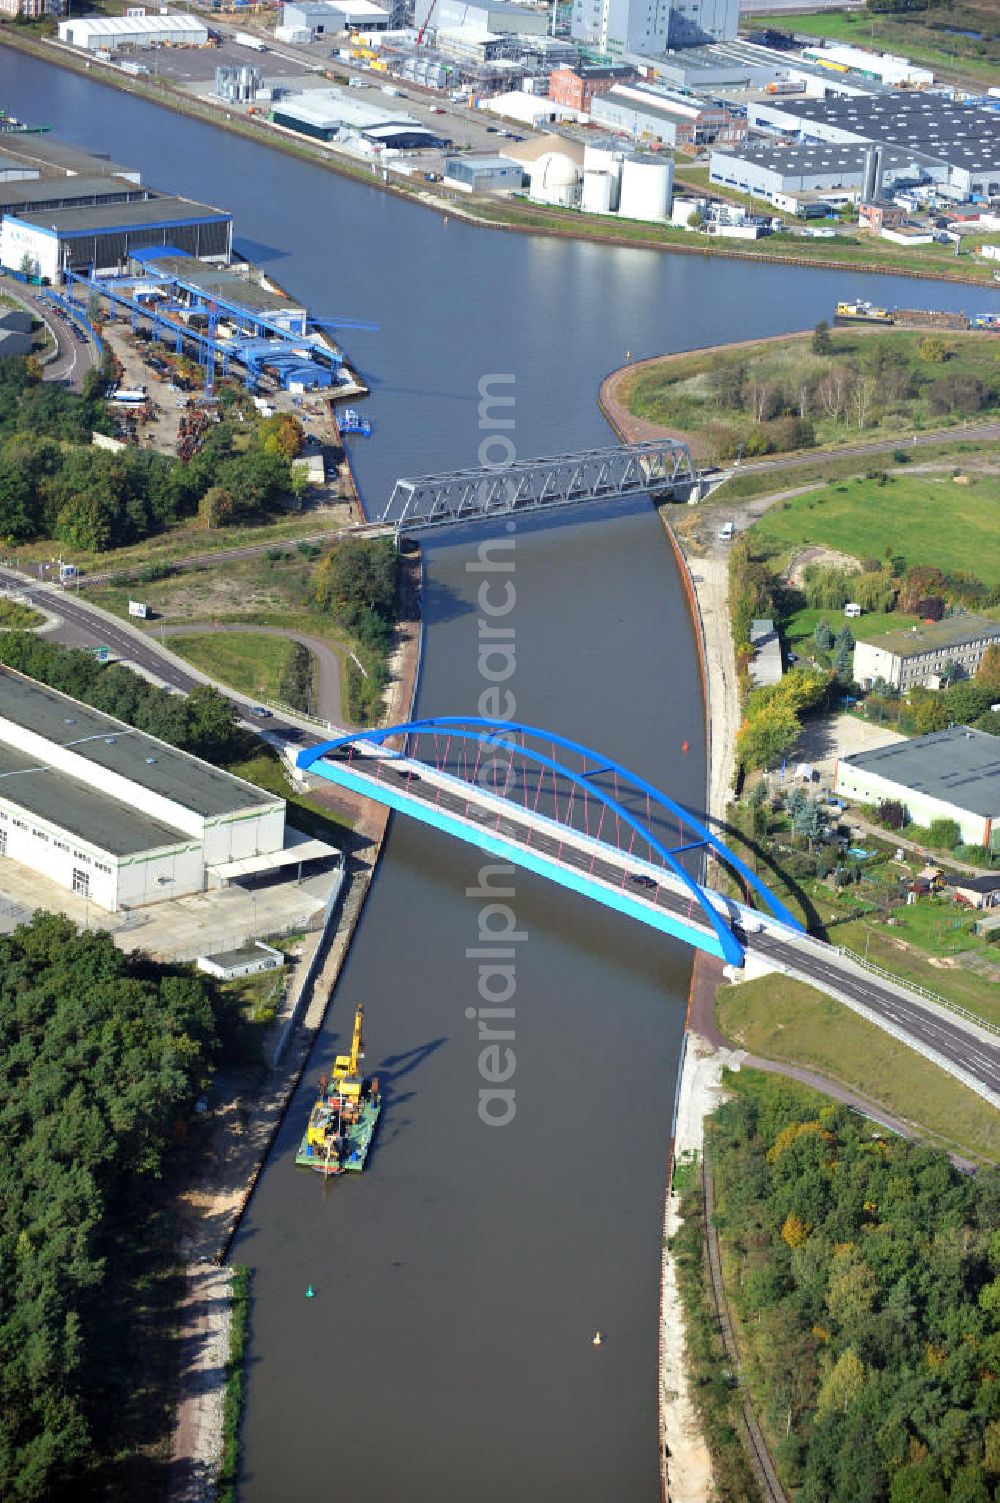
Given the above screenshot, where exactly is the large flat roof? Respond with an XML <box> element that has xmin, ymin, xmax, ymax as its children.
<box><xmin>713</xmin><ymin>140</ymin><xmax>937</xmax><ymax>175</ymax></box>
<box><xmin>0</xmin><ymin>138</ymin><xmax>139</xmax><ymax>181</ymax></box>
<box><xmin>134</xmin><ymin>253</ymin><xmax>305</xmax><ymax>316</ymax></box>
<box><xmin>0</xmin><ymin>176</ymin><xmax>150</xmax><ymax>212</ymax></box>
<box><xmin>755</xmin><ymin>95</ymin><xmax>1000</xmax><ymax>174</ymax></box>
<box><xmin>0</xmin><ymin>670</ymin><xmax>277</xmax><ymax>820</ymax></box>
<box><xmin>0</xmin><ymin>742</ymin><xmax>188</xmax><ymax>856</ymax></box>
<box><xmin>864</xmin><ymin>613</ymin><xmax>1000</xmax><ymax>661</ymax></box>
<box><xmin>841</xmin><ymin>726</ymin><xmax>1000</xmax><ymax>818</ymax></box>
<box><xmin>13</xmin><ymin>196</ymin><xmax>230</xmax><ymax>236</ymax></box>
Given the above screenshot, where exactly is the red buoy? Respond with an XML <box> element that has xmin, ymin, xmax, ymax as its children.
<box><xmin>681</xmin><ymin>740</ymin><xmax>689</xmax><ymax>754</ymax></box>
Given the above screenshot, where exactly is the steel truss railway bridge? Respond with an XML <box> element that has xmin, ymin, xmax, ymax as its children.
<box><xmin>381</xmin><ymin>440</ymin><xmax>698</xmax><ymax>530</ymax></box>
<box><xmin>298</xmin><ymin>718</ymin><xmax>1000</xmax><ymax>1106</ymax></box>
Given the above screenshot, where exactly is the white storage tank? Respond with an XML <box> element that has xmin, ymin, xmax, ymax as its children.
<box><xmin>581</xmin><ymin>169</ymin><xmax>613</xmax><ymax>215</ymax></box>
<box><xmin>583</xmin><ymin>138</ymin><xmax>623</xmax><ymax>210</ymax></box>
<box><xmin>528</xmin><ymin>151</ymin><xmax>580</xmax><ymax>208</ymax></box>
<box><xmin>618</xmin><ymin>153</ymin><xmax>673</xmax><ymax>224</ymax></box>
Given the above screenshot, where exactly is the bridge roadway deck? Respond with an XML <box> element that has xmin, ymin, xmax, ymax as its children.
<box><xmin>314</xmin><ymin>751</ymin><xmax>1000</xmax><ymax>1108</ymax></box>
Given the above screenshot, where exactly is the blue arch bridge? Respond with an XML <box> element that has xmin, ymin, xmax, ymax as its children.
<box><xmin>296</xmin><ymin>718</ymin><xmax>803</xmax><ymax>968</ymax></box>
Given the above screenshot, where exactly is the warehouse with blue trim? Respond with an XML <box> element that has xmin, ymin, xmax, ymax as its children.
<box><xmin>0</xmin><ymin>195</ymin><xmax>232</xmax><ymax>282</ymax></box>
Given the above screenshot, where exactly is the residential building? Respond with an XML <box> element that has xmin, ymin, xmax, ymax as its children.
<box><xmin>834</xmin><ymin>726</ymin><xmax>1000</xmax><ymax>851</ymax></box>
<box><xmin>853</xmin><ymin>615</ymin><xmax>1000</xmax><ymax>691</ymax></box>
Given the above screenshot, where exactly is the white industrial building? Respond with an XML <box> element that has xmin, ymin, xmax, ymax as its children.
<box><xmin>57</xmin><ymin>12</ymin><xmax>209</xmax><ymax>50</ymax></box>
<box><xmin>412</xmin><ymin>0</ymin><xmax>548</xmax><ymax>36</ymax></box>
<box><xmin>569</xmin><ymin>0</ymin><xmax>737</xmax><ymax>59</ymax></box>
<box><xmin>279</xmin><ymin>0</ymin><xmax>392</xmax><ymax>36</ymax></box>
<box><xmin>709</xmin><ymin>140</ymin><xmax>942</xmax><ymax>203</ymax></box>
<box><xmin>834</xmin><ymin>727</ymin><xmax>1000</xmax><ymax>852</ymax></box>
<box><xmin>0</xmin><ymin>196</ymin><xmax>232</xmax><ymax>281</ymax></box>
<box><xmin>271</xmin><ymin>88</ymin><xmax>446</xmax><ymax>149</ymax></box>
<box><xmin>0</xmin><ymin>669</ymin><xmax>289</xmax><ymax>913</ymax></box>
<box><xmin>799</xmin><ymin>42</ymin><xmax>933</xmax><ymax>89</ymax></box>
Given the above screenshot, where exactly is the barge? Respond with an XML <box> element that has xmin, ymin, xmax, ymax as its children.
<box><xmin>296</xmin><ymin>1004</ymin><xmax>381</xmax><ymax>1176</ymax></box>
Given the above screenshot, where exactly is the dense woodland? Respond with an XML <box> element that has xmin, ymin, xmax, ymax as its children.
<box><xmin>0</xmin><ymin>358</ymin><xmax>294</xmax><ymax>551</ymax></box>
<box><xmin>0</xmin><ymin>915</ymin><xmax>221</xmax><ymax>1501</ymax></box>
<box><xmin>688</xmin><ymin>1074</ymin><xmax>1000</xmax><ymax>1503</ymax></box>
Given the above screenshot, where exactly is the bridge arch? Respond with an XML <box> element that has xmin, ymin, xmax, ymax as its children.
<box><xmin>298</xmin><ymin>718</ymin><xmax>802</xmax><ymax>966</ymax></box>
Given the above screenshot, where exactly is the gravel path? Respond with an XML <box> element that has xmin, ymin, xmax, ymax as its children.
<box><xmin>158</xmin><ymin>621</ymin><xmax>348</xmax><ymax>726</ymax></box>
<box><xmin>169</xmin><ymin>1263</ymin><xmax>234</xmax><ymax>1503</ymax></box>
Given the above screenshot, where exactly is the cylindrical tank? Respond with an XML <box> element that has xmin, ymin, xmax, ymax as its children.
<box><xmin>583</xmin><ymin>138</ymin><xmax>623</xmax><ymax>210</ymax></box>
<box><xmin>617</xmin><ymin>153</ymin><xmax>673</xmax><ymax>224</ymax></box>
<box><xmin>529</xmin><ymin>151</ymin><xmax>580</xmax><ymax>208</ymax></box>
<box><xmin>581</xmin><ymin>169</ymin><xmax>613</xmax><ymax>215</ymax></box>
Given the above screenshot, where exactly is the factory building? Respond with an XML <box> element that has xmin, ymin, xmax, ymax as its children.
<box><xmin>747</xmin><ymin>95</ymin><xmax>1000</xmax><ymax>200</ymax></box>
<box><xmin>799</xmin><ymin>42</ymin><xmax>933</xmax><ymax>89</ymax></box>
<box><xmin>0</xmin><ymin>196</ymin><xmax>232</xmax><ymax>281</ymax></box>
<box><xmin>0</xmin><ymin>138</ymin><xmax>141</xmax><ymax>185</ymax></box>
<box><xmin>444</xmin><ymin>155</ymin><xmax>525</xmax><ymax>193</ymax></box>
<box><xmin>709</xmin><ymin>140</ymin><xmax>942</xmax><ymax>203</ymax></box>
<box><xmin>548</xmin><ymin>61</ymin><xmax>635</xmax><ymax>114</ymax></box>
<box><xmin>57</xmin><ymin>12</ymin><xmax>208</xmax><ymax>50</ymax></box>
<box><xmin>132</xmin><ymin>251</ymin><xmax>309</xmax><ymax>335</ymax></box>
<box><xmin>0</xmin><ymin>175</ymin><xmax>152</xmax><ymax>223</ymax></box>
<box><xmin>413</xmin><ymin>0</ymin><xmax>548</xmax><ymax>37</ymax></box>
<box><xmin>570</xmin><ymin>0</ymin><xmax>737</xmax><ymax>59</ymax></box>
<box><xmin>852</xmin><ymin>615</ymin><xmax>1000</xmax><ymax>692</ymax></box>
<box><xmin>834</xmin><ymin>727</ymin><xmax>1000</xmax><ymax>852</ymax></box>
<box><xmin>0</xmin><ymin>669</ymin><xmax>287</xmax><ymax>912</ymax></box>
<box><xmin>590</xmin><ymin>82</ymin><xmax>746</xmax><ymax>148</ymax></box>
<box><xmin>271</xmin><ymin>88</ymin><xmax>446</xmax><ymax>149</ymax></box>
<box><xmin>280</xmin><ymin>0</ymin><xmax>391</xmax><ymax>35</ymax></box>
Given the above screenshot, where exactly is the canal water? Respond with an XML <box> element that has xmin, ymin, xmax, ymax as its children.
<box><xmin>3</xmin><ymin>51</ymin><xmax>996</xmax><ymax>1500</ymax></box>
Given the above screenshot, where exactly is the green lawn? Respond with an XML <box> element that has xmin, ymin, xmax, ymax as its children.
<box><xmin>0</xmin><ymin>599</ymin><xmax>42</xmax><ymax>630</ymax></box>
<box><xmin>833</xmin><ymin>917</ymin><xmax>1000</xmax><ymax>1027</ymax></box>
<box><xmin>753</xmin><ymin>472</ymin><xmax>1000</xmax><ymax>585</ymax></box>
<box><xmin>782</xmin><ymin>605</ymin><xmax>920</xmax><ymax>653</ymax></box>
<box><xmin>624</xmin><ymin>329</ymin><xmax>1000</xmax><ymax>462</ymax></box>
<box><xmin>169</xmin><ymin>631</ymin><xmax>299</xmax><ymax>704</ymax></box>
<box><xmin>742</xmin><ymin>6</ymin><xmax>1000</xmax><ymax>89</ymax></box>
<box><xmin>229</xmin><ymin>751</ymin><xmax>354</xmax><ymax>834</ymax></box>
<box><xmin>716</xmin><ymin>973</ymin><xmax>1000</xmax><ymax>1162</ymax></box>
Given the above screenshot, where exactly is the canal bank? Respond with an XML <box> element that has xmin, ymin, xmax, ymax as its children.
<box><xmin>9</xmin><ymin>50</ymin><xmax>998</xmax><ymax>1503</ymax></box>
<box><xmin>3</xmin><ymin>29</ymin><xmax>1000</xmax><ymax>289</ymax></box>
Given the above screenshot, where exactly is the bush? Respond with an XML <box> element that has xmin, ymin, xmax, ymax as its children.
<box><xmin>926</xmin><ymin>817</ymin><xmax>961</xmax><ymax>850</ymax></box>
<box><xmin>875</xmin><ymin>799</ymin><xmax>908</xmax><ymax>831</ymax></box>
<box><xmin>138</xmin><ymin>562</ymin><xmax>173</xmax><ymax>584</ymax></box>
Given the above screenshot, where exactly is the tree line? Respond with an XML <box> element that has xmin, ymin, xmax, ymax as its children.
<box><xmin>0</xmin><ymin>914</ymin><xmax>220</xmax><ymax>1501</ymax></box>
<box><xmin>0</xmin><ymin>358</ymin><xmax>294</xmax><ymax>552</ymax></box>
<box><xmin>312</xmin><ymin>537</ymin><xmax>399</xmax><ymax>724</ymax></box>
<box><xmin>0</xmin><ymin>632</ymin><xmax>250</xmax><ymax>764</ymax></box>
<box><xmin>701</xmin><ymin>1070</ymin><xmax>1000</xmax><ymax>1503</ymax></box>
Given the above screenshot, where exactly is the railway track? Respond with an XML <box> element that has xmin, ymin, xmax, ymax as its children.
<box><xmin>702</xmin><ymin>1159</ymin><xmax>788</xmax><ymax>1503</ymax></box>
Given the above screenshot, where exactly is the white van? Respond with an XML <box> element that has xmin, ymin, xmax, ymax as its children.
<box><xmin>718</xmin><ymin>521</ymin><xmax>735</xmax><ymax>542</ymax></box>
<box><xmin>348</xmin><ymin>77</ymin><xmax>368</xmax><ymax>89</ymax></box>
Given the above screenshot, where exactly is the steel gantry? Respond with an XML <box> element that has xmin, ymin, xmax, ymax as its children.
<box><xmin>381</xmin><ymin>440</ymin><xmax>697</xmax><ymax>530</ymax></box>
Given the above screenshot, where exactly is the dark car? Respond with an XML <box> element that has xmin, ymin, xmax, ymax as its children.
<box><xmin>628</xmin><ymin>872</ymin><xmax>657</xmax><ymax>890</ymax></box>
<box><xmin>249</xmin><ymin>705</ymin><xmax>272</xmax><ymax>719</ymax></box>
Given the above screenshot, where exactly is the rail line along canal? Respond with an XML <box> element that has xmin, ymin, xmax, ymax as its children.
<box><xmin>2</xmin><ymin>45</ymin><xmax>999</xmax><ymax>1503</ymax></box>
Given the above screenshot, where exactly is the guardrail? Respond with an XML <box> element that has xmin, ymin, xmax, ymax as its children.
<box><xmin>830</xmin><ymin>943</ymin><xmax>1000</xmax><ymax>1037</ymax></box>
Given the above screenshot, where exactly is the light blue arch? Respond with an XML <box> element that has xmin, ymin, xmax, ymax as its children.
<box><xmin>297</xmin><ymin>717</ymin><xmax>803</xmax><ymax>965</ymax></box>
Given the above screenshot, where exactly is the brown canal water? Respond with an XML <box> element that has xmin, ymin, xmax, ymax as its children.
<box><xmin>2</xmin><ymin>49</ymin><xmax>995</xmax><ymax>1500</ymax></box>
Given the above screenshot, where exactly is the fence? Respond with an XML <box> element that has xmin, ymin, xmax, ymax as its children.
<box><xmin>830</xmin><ymin>943</ymin><xmax>1000</xmax><ymax>1036</ymax></box>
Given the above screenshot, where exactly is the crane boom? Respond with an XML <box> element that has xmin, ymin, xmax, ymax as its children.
<box><xmin>416</xmin><ymin>0</ymin><xmax>437</xmax><ymax>45</ymax></box>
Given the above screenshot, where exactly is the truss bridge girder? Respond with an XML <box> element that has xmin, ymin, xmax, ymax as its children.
<box><xmin>383</xmin><ymin>441</ymin><xmax>697</xmax><ymax>531</ymax></box>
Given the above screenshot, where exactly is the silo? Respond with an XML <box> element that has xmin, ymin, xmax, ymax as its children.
<box><xmin>581</xmin><ymin>170</ymin><xmax>613</xmax><ymax>215</ymax></box>
<box><xmin>584</xmin><ymin>138</ymin><xmax>623</xmax><ymax>211</ymax></box>
<box><xmin>617</xmin><ymin>153</ymin><xmax>673</xmax><ymax>224</ymax></box>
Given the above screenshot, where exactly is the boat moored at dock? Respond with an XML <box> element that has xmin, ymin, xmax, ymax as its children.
<box><xmin>296</xmin><ymin>1004</ymin><xmax>381</xmax><ymax>1176</ymax></box>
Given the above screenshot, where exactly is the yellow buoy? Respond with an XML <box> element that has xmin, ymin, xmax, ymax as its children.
<box><xmin>592</xmin><ymin>1331</ymin><xmax>603</xmax><ymax>1347</ymax></box>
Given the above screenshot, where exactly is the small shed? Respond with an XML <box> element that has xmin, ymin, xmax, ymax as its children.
<box><xmin>948</xmin><ymin>872</ymin><xmax>1000</xmax><ymax>910</ymax></box>
<box><xmin>196</xmin><ymin>940</ymin><xmax>285</xmax><ymax>981</ymax></box>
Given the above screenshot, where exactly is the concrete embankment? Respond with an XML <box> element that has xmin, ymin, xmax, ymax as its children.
<box><xmin>168</xmin><ymin>551</ymin><xmax>422</xmax><ymax>1503</ymax></box>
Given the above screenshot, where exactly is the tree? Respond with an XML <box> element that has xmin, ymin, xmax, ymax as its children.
<box><xmin>816</xmin><ymin>1348</ymin><xmax>864</xmax><ymax>1414</ymax></box>
<box><xmin>976</xmin><ymin>645</ymin><xmax>1000</xmax><ymax>697</ymax></box>
<box><xmin>875</xmin><ymin>799</ymin><xmax>908</xmax><ymax>831</ymax></box>
<box><xmin>918</xmin><ymin>335</ymin><xmax>948</xmax><ymax>364</ymax></box>
<box><xmin>811</xmin><ymin>319</ymin><xmax>833</xmax><ymax>356</ymax></box>
<box><xmin>737</xmin><ymin>700</ymin><xmax>800</xmax><ymax>772</ymax></box>
<box><xmin>926</xmin><ymin>818</ymin><xmax>960</xmax><ymax>850</ymax></box>
<box><xmin>18</xmin><ymin>251</ymin><xmax>35</xmax><ymax>281</ymax></box>
<box><xmin>833</xmin><ymin>639</ymin><xmax>853</xmax><ymax>684</ymax></box>
<box><xmin>198</xmin><ymin>485</ymin><xmax>234</xmax><ymax>530</ymax></box>
<box><xmin>814</xmin><ymin>619</ymin><xmax>834</xmax><ymax>653</ymax></box>
<box><xmin>314</xmin><ymin>538</ymin><xmax>398</xmax><ymax>618</ymax></box>
<box><xmin>686</xmin><ymin>206</ymin><xmax>704</xmax><ymax>229</ymax></box>
<box><xmin>939</xmin><ymin>657</ymin><xmax>964</xmax><ymax>686</ymax></box>
<box><xmin>792</xmin><ymin>795</ymin><xmax>828</xmax><ymax>851</ymax></box>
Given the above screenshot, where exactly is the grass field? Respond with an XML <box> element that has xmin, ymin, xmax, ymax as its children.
<box><xmin>624</xmin><ymin>329</ymin><xmax>1000</xmax><ymax>461</ymax></box>
<box><xmin>169</xmin><ymin>632</ymin><xmax>300</xmax><ymax>705</ymax></box>
<box><xmin>742</xmin><ymin>5</ymin><xmax>1000</xmax><ymax>88</ymax></box>
<box><xmin>752</xmin><ymin>471</ymin><xmax>1000</xmax><ymax>585</ymax></box>
<box><xmin>716</xmin><ymin>973</ymin><xmax>1000</xmax><ymax>1162</ymax></box>
<box><xmin>781</xmin><ymin>605</ymin><xmax>921</xmax><ymax>653</ymax></box>
<box><xmin>0</xmin><ymin>599</ymin><xmax>42</xmax><ymax>630</ymax></box>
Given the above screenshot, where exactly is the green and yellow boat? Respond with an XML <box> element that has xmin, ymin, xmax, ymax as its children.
<box><xmin>296</xmin><ymin>1004</ymin><xmax>381</xmax><ymax>1176</ymax></box>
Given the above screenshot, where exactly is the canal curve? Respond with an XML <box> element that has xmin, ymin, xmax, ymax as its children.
<box><xmin>2</xmin><ymin>50</ymin><xmax>996</xmax><ymax>1502</ymax></box>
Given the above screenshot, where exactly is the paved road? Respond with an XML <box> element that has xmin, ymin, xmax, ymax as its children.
<box><xmin>322</xmin><ymin>751</ymin><xmax>1000</xmax><ymax>1105</ymax></box>
<box><xmin>5</xmin><ymin>283</ymin><xmax>97</xmax><ymax>391</ymax></box>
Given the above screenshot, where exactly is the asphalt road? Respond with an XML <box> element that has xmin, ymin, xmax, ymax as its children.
<box><xmin>7</xmin><ymin>283</ymin><xmax>97</xmax><ymax>391</ymax></box>
<box><xmin>330</xmin><ymin>751</ymin><xmax>1000</xmax><ymax>1103</ymax></box>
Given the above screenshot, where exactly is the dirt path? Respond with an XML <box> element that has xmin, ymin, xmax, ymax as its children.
<box><xmin>168</xmin><ymin>1264</ymin><xmax>233</xmax><ymax>1503</ymax></box>
<box><xmin>158</xmin><ymin>621</ymin><xmax>348</xmax><ymax>726</ymax></box>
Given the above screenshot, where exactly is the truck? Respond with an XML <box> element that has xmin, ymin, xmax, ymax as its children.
<box><xmin>233</xmin><ymin>31</ymin><xmax>267</xmax><ymax>50</ymax></box>
<box><xmin>718</xmin><ymin>520</ymin><xmax>735</xmax><ymax>541</ymax></box>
